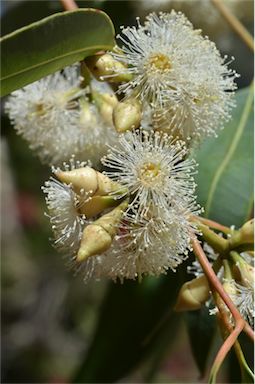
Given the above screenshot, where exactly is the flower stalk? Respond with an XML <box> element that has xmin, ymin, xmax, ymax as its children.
<box><xmin>192</xmin><ymin>237</ymin><xmax>254</xmax><ymax>341</ymax></box>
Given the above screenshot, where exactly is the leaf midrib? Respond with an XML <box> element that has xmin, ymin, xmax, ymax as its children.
<box><xmin>205</xmin><ymin>85</ymin><xmax>254</xmax><ymax>217</ymax></box>
<box><xmin>1</xmin><ymin>44</ymin><xmax>112</xmax><ymax>81</ymax></box>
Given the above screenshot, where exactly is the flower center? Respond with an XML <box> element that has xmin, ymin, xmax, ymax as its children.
<box><xmin>147</xmin><ymin>53</ymin><xmax>172</xmax><ymax>73</ymax></box>
<box><xmin>139</xmin><ymin>162</ymin><xmax>161</xmax><ymax>186</ymax></box>
<box><xmin>35</xmin><ymin>102</ymin><xmax>46</xmax><ymax>116</ymax></box>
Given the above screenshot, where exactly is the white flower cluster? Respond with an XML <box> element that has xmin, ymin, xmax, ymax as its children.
<box><xmin>101</xmin><ymin>130</ymin><xmax>201</xmax><ymax>280</ymax></box>
<box><xmin>132</xmin><ymin>0</ymin><xmax>254</xmax><ymax>55</ymax></box>
<box><xmin>5</xmin><ymin>66</ymin><xmax>117</xmax><ymax>166</ymax></box>
<box><xmin>111</xmin><ymin>11</ymin><xmax>238</xmax><ymax>144</ymax></box>
<box><xmin>43</xmin><ymin>131</ymin><xmax>201</xmax><ymax>281</ymax></box>
<box><xmin>5</xmin><ymin>10</ymin><xmax>241</xmax><ymax>283</ymax></box>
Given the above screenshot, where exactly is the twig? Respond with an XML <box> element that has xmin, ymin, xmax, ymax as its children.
<box><xmin>210</xmin><ymin>286</ymin><xmax>254</xmax><ymax>382</ymax></box>
<box><xmin>192</xmin><ymin>237</ymin><xmax>254</xmax><ymax>342</ymax></box>
<box><xmin>209</xmin><ymin>320</ymin><xmax>244</xmax><ymax>383</ymax></box>
<box><xmin>193</xmin><ymin>216</ymin><xmax>232</xmax><ymax>234</ymax></box>
<box><xmin>211</xmin><ymin>0</ymin><xmax>254</xmax><ymax>52</ymax></box>
<box><xmin>193</xmin><ymin>222</ymin><xmax>229</xmax><ymax>253</ymax></box>
<box><xmin>214</xmin><ymin>292</ymin><xmax>254</xmax><ymax>382</ymax></box>
<box><xmin>60</xmin><ymin>0</ymin><xmax>78</xmax><ymax>11</ymax></box>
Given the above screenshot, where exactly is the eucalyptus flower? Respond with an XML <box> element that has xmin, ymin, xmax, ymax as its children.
<box><xmin>5</xmin><ymin>66</ymin><xmax>117</xmax><ymax>166</ymax></box>
<box><xmin>100</xmin><ymin>207</ymin><xmax>196</xmax><ymax>281</ymax></box>
<box><xmin>102</xmin><ymin>129</ymin><xmax>200</xmax><ymax>221</ymax></box>
<box><xmin>111</xmin><ymin>11</ymin><xmax>238</xmax><ymax>143</ymax></box>
<box><xmin>98</xmin><ymin>129</ymin><xmax>201</xmax><ymax>280</ymax></box>
<box><xmin>5</xmin><ymin>65</ymin><xmax>85</xmax><ymax>164</ymax></box>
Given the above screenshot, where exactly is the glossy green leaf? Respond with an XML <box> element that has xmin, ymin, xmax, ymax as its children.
<box><xmin>1</xmin><ymin>9</ymin><xmax>115</xmax><ymax>96</ymax></box>
<box><xmin>195</xmin><ymin>86</ymin><xmax>254</xmax><ymax>227</ymax></box>
<box><xmin>73</xmin><ymin>266</ymin><xmax>187</xmax><ymax>383</ymax></box>
<box><xmin>186</xmin><ymin>307</ymin><xmax>216</xmax><ymax>376</ymax></box>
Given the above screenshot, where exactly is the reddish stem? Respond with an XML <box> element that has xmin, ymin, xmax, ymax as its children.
<box><xmin>215</xmin><ymin>293</ymin><xmax>251</xmax><ymax>369</ymax></box>
<box><xmin>194</xmin><ymin>216</ymin><xmax>232</xmax><ymax>234</ymax></box>
<box><xmin>60</xmin><ymin>0</ymin><xmax>78</xmax><ymax>10</ymax></box>
<box><xmin>244</xmin><ymin>323</ymin><xmax>255</xmax><ymax>341</ymax></box>
<box><xmin>192</xmin><ymin>237</ymin><xmax>254</xmax><ymax>342</ymax></box>
<box><xmin>209</xmin><ymin>320</ymin><xmax>245</xmax><ymax>382</ymax></box>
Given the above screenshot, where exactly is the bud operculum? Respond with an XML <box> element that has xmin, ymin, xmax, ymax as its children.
<box><xmin>77</xmin><ymin>200</ymin><xmax>129</xmax><ymax>262</ymax></box>
<box><xmin>113</xmin><ymin>98</ymin><xmax>142</xmax><ymax>133</ymax></box>
<box><xmin>175</xmin><ymin>275</ymin><xmax>210</xmax><ymax>312</ymax></box>
<box><xmin>86</xmin><ymin>53</ymin><xmax>132</xmax><ymax>83</ymax></box>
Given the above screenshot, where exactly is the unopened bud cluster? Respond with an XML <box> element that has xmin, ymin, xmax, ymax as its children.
<box><xmin>176</xmin><ymin>230</ymin><xmax>254</xmax><ymax>327</ymax></box>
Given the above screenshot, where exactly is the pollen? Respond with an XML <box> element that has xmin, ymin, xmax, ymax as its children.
<box><xmin>147</xmin><ymin>53</ymin><xmax>172</xmax><ymax>72</ymax></box>
<box><xmin>139</xmin><ymin>162</ymin><xmax>162</xmax><ymax>185</ymax></box>
<box><xmin>35</xmin><ymin>102</ymin><xmax>46</xmax><ymax>115</ymax></box>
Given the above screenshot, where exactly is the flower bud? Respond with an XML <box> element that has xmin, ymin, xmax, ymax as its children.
<box><xmin>92</xmin><ymin>90</ymin><xmax>118</xmax><ymax>125</ymax></box>
<box><xmin>238</xmin><ymin>263</ymin><xmax>254</xmax><ymax>288</ymax></box>
<box><xmin>222</xmin><ymin>279</ymin><xmax>237</xmax><ymax>297</ymax></box>
<box><xmin>79</xmin><ymin>99</ymin><xmax>97</xmax><ymax>126</ymax></box>
<box><xmin>55</xmin><ymin>166</ymin><xmax>119</xmax><ymax>197</ymax></box>
<box><xmin>113</xmin><ymin>98</ymin><xmax>142</xmax><ymax>133</ymax></box>
<box><xmin>175</xmin><ymin>275</ymin><xmax>210</xmax><ymax>312</ymax></box>
<box><xmin>86</xmin><ymin>53</ymin><xmax>132</xmax><ymax>83</ymax></box>
<box><xmin>230</xmin><ymin>251</ymin><xmax>254</xmax><ymax>288</ymax></box>
<box><xmin>79</xmin><ymin>195</ymin><xmax>121</xmax><ymax>219</ymax></box>
<box><xmin>229</xmin><ymin>219</ymin><xmax>254</xmax><ymax>249</ymax></box>
<box><xmin>77</xmin><ymin>200</ymin><xmax>128</xmax><ymax>262</ymax></box>
<box><xmin>77</xmin><ymin>224</ymin><xmax>112</xmax><ymax>262</ymax></box>
<box><xmin>239</xmin><ymin>219</ymin><xmax>254</xmax><ymax>244</ymax></box>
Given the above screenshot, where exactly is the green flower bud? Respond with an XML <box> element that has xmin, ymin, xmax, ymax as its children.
<box><xmin>56</xmin><ymin>166</ymin><xmax>119</xmax><ymax>197</ymax></box>
<box><xmin>175</xmin><ymin>275</ymin><xmax>210</xmax><ymax>312</ymax></box>
<box><xmin>113</xmin><ymin>98</ymin><xmax>142</xmax><ymax>133</ymax></box>
<box><xmin>77</xmin><ymin>200</ymin><xmax>128</xmax><ymax>262</ymax></box>
<box><xmin>79</xmin><ymin>98</ymin><xmax>97</xmax><ymax>126</ymax></box>
<box><xmin>222</xmin><ymin>279</ymin><xmax>237</xmax><ymax>297</ymax></box>
<box><xmin>229</xmin><ymin>219</ymin><xmax>254</xmax><ymax>249</ymax></box>
<box><xmin>79</xmin><ymin>195</ymin><xmax>122</xmax><ymax>219</ymax></box>
<box><xmin>239</xmin><ymin>219</ymin><xmax>254</xmax><ymax>244</ymax></box>
<box><xmin>92</xmin><ymin>90</ymin><xmax>118</xmax><ymax>125</ymax></box>
<box><xmin>230</xmin><ymin>251</ymin><xmax>254</xmax><ymax>288</ymax></box>
<box><xmin>86</xmin><ymin>53</ymin><xmax>132</xmax><ymax>83</ymax></box>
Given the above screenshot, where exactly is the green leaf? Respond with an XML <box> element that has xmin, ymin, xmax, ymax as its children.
<box><xmin>186</xmin><ymin>306</ymin><xmax>216</xmax><ymax>376</ymax></box>
<box><xmin>1</xmin><ymin>9</ymin><xmax>115</xmax><ymax>96</ymax></box>
<box><xmin>72</xmin><ymin>266</ymin><xmax>187</xmax><ymax>383</ymax></box>
<box><xmin>195</xmin><ymin>86</ymin><xmax>254</xmax><ymax>227</ymax></box>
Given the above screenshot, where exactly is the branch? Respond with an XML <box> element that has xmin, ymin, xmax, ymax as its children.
<box><xmin>60</xmin><ymin>0</ymin><xmax>78</xmax><ymax>11</ymax></box>
<box><xmin>193</xmin><ymin>222</ymin><xmax>229</xmax><ymax>253</ymax></box>
<box><xmin>193</xmin><ymin>215</ymin><xmax>232</xmax><ymax>234</ymax></box>
<box><xmin>211</xmin><ymin>0</ymin><xmax>254</xmax><ymax>52</ymax></box>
